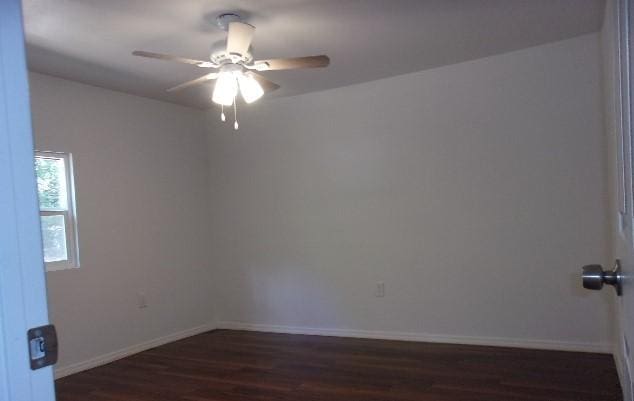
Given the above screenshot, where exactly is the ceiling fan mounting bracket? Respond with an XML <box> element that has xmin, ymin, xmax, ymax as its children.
<box><xmin>215</xmin><ymin>13</ymin><xmax>243</xmax><ymax>32</ymax></box>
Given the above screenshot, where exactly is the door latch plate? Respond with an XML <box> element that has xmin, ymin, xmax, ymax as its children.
<box><xmin>27</xmin><ymin>324</ymin><xmax>58</xmax><ymax>370</ymax></box>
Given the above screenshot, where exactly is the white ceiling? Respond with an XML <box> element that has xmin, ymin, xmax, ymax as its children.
<box><xmin>23</xmin><ymin>0</ymin><xmax>605</xmax><ymax>109</ymax></box>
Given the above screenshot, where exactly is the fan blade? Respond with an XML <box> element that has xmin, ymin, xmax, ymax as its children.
<box><xmin>248</xmin><ymin>72</ymin><xmax>280</xmax><ymax>92</ymax></box>
<box><xmin>166</xmin><ymin>72</ymin><xmax>219</xmax><ymax>92</ymax></box>
<box><xmin>226</xmin><ymin>22</ymin><xmax>255</xmax><ymax>55</ymax></box>
<box><xmin>253</xmin><ymin>55</ymin><xmax>330</xmax><ymax>71</ymax></box>
<box><xmin>132</xmin><ymin>50</ymin><xmax>213</xmax><ymax>67</ymax></box>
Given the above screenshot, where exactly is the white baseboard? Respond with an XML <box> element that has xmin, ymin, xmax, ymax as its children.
<box><xmin>54</xmin><ymin>322</ymin><xmax>217</xmax><ymax>379</ymax></box>
<box><xmin>216</xmin><ymin>321</ymin><xmax>611</xmax><ymax>354</ymax></box>
<box><xmin>54</xmin><ymin>321</ymin><xmax>611</xmax><ymax>380</ymax></box>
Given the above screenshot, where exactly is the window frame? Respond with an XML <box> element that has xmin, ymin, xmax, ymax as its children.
<box><xmin>35</xmin><ymin>150</ymin><xmax>80</xmax><ymax>271</ymax></box>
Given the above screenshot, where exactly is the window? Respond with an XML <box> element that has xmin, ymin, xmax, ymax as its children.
<box><xmin>34</xmin><ymin>151</ymin><xmax>79</xmax><ymax>271</ymax></box>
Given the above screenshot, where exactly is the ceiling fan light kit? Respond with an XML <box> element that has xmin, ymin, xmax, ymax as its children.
<box><xmin>211</xmin><ymin>64</ymin><xmax>265</xmax><ymax>106</ymax></box>
<box><xmin>212</xmin><ymin>70</ymin><xmax>238</xmax><ymax>106</ymax></box>
<box><xmin>132</xmin><ymin>12</ymin><xmax>330</xmax><ymax>130</ymax></box>
<box><xmin>238</xmin><ymin>73</ymin><xmax>265</xmax><ymax>103</ymax></box>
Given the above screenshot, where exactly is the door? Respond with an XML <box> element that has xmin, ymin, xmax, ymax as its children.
<box><xmin>603</xmin><ymin>0</ymin><xmax>634</xmax><ymax>400</ymax></box>
<box><xmin>0</xmin><ymin>0</ymin><xmax>57</xmax><ymax>400</ymax></box>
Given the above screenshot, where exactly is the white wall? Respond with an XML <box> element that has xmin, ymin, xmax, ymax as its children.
<box><xmin>28</xmin><ymin>72</ymin><xmax>215</xmax><ymax>374</ymax></box>
<box><xmin>30</xmin><ymin>30</ymin><xmax>612</xmax><ymax>377</ymax></box>
<box><xmin>206</xmin><ymin>33</ymin><xmax>613</xmax><ymax>351</ymax></box>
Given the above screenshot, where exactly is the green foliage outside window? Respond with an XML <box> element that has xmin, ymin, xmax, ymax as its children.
<box><xmin>34</xmin><ymin>156</ymin><xmax>66</xmax><ymax>210</ymax></box>
<box><xmin>35</xmin><ymin>155</ymin><xmax>69</xmax><ymax>262</ymax></box>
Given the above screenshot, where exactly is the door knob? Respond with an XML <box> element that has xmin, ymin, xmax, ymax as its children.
<box><xmin>582</xmin><ymin>259</ymin><xmax>623</xmax><ymax>296</ymax></box>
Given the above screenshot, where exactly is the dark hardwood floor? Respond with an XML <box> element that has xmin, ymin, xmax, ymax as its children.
<box><xmin>55</xmin><ymin>329</ymin><xmax>621</xmax><ymax>401</ymax></box>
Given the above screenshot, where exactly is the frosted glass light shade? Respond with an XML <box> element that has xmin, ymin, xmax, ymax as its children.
<box><xmin>212</xmin><ymin>72</ymin><xmax>238</xmax><ymax>106</ymax></box>
<box><xmin>238</xmin><ymin>73</ymin><xmax>264</xmax><ymax>103</ymax></box>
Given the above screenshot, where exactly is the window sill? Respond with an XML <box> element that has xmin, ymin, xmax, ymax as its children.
<box><xmin>45</xmin><ymin>262</ymin><xmax>79</xmax><ymax>272</ymax></box>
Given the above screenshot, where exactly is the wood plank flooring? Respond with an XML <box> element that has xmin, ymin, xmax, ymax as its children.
<box><xmin>55</xmin><ymin>329</ymin><xmax>622</xmax><ymax>401</ymax></box>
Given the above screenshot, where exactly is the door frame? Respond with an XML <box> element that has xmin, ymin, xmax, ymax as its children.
<box><xmin>0</xmin><ymin>0</ymin><xmax>56</xmax><ymax>400</ymax></box>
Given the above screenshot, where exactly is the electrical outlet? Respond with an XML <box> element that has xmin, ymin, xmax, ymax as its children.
<box><xmin>138</xmin><ymin>292</ymin><xmax>148</xmax><ymax>309</ymax></box>
<box><xmin>375</xmin><ymin>282</ymin><xmax>385</xmax><ymax>298</ymax></box>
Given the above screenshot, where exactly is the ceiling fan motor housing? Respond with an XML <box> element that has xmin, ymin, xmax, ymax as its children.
<box><xmin>219</xmin><ymin>63</ymin><xmax>242</xmax><ymax>75</ymax></box>
<box><xmin>211</xmin><ymin>13</ymin><xmax>253</xmax><ymax>66</ymax></box>
<box><xmin>210</xmin><ymin>43</ymin><xmax>253</xmax><ymax>66</ymax></box>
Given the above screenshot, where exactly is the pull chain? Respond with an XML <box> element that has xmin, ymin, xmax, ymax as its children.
<box><xmin>233</xmin><ymin>95</ymin><xmax>239</xmax><ymax>130</ymax></box>
<box><xmin>220</xmin><ymin>104</ymin><xmax>226</xmax><ymax>122</ymax></box>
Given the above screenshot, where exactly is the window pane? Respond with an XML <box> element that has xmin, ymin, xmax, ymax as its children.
<box><xmin>34</xmin><ymin>156</ymin><xmax>68</xmax><ymax>210</ymax></box>
<box><xmin>40</xmin><ymin>215</ymin><xmax>68</xmax><ymax>262</ymax></box>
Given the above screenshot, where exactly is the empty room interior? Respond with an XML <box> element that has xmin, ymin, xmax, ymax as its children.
<box><xmin>9</xmin><ymin>0</ymin><xmax>634</xmax><ymax>400</ymax></box>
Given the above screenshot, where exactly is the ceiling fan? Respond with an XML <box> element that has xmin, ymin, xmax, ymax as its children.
<box><xmin>132</xmin><ymin>13</ymin><xmax>330</xmax><ymax>128</ymax></box>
